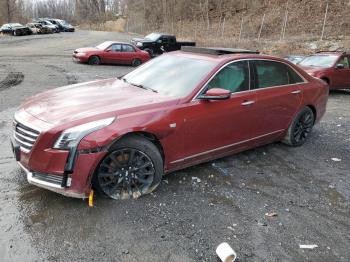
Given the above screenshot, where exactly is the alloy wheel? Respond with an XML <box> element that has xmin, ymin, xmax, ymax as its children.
<box><xmin>293</xmin><ymin>110</ymin><xmax>314</xmax><ymax>144</ymax></box>
<box><xmin>97</xmin><ymin>148</ymin><xmax>155</xmax><ymax>199</ymax></box>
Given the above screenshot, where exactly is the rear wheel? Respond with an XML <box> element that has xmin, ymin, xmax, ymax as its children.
<box><xmin>132</xmin><ymin>58</ymin><xmax>142</xmax><ymax>67</ymax></box>
<box><xmin>93</xmin><ymin>136</ymin><xmax>163</xmax><ymax>199</ymax></box>
<box><xmin>283</xmin><ymin>107</ymin><xmax>315</xmax><ymax>147</ymax></box>
<box><xmin>88</xmin><ymin>56</ymin><xmax>100</xmax><ymax>65</ymax></box>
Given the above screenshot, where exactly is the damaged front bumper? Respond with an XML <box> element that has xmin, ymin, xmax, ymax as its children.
<box><xmin>17</xmin><ymin>161</ymin><xmax>87</xmax><ymax>198</ymax></box>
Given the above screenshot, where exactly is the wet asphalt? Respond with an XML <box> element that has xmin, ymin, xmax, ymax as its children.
<box><xmin>0</xmin><ymin>31</ymin><xmax>349</xmax><ymax>262</ymax></box>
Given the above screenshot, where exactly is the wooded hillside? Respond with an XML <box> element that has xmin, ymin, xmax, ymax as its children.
<box><xmin>1</xmin><ymin>0</ymin><xmax>349</xmax><ymax>51</ymax></box>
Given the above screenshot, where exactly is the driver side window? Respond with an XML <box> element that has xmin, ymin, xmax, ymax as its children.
<box><xmin>110</xmin><ymin>44</ymin><xmax>122</xmax><ymax>52</ymax></box>
<box><xmin>337</xmin><ymin>56</ymin><xmax>349</xmax><ymax>68</ymax></box>
<box><xmin>206</xmin><ymin>61</ymin><xmax>249</xmax><ymax>93</ymax></box>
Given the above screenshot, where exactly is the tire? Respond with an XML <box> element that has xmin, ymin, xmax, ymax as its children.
<box><xmin>144</xmin><ymin>48</ymin><xmax>154</xmax><ymax>58</ymax></box>
<box><xmin>93</xmin><ymin>135</ymin><xmax>163</xmax><ymax>199</ymax></box>
<box><xmin>282</xmin><ymin>107</ymin><xmax>315</xmax><ymax>147</ymax></box>
<box><xmin>88</xmin><ymin>56</ymin><xmax>101</xmax><ymax>65</ymax></box>
<box><xmin>13</xmin><ymin>30</ymin><xmax>18</xmax><ymax>36</ymax></box>
<box><xmin>132</xmin><ymin>58</ymin><xmax>142</xmax><ymax>67</ymax></box>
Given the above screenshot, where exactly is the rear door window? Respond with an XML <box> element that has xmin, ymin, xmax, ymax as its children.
<box><xmin>206</xmin><ymin>61</ymin><xmax>250</xmax><ymax>93</ymax></box>
<box><xmin>253</xmin><ymin>60</ymin><xmax>304</xmax><ymax>89</ymax></box>
<box><xmin>122</xmin><ymin>45</ymin><xmax>135</xmax><ymax>52</ymax></box>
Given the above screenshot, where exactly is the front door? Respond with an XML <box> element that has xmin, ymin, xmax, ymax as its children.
<box><xmin>102</xmin><ymin>43</ymin><xmax>122</xmax><ymax>64</ymax></box>
<box><xmin>332</xmin><ymin>56</ymin><xmax>350</xmax><ymax>88</ymax></box>
<box><xmin>183</xmin><ymin>61</ymin><xmax>259</xmax><ymax>164</ymax></box>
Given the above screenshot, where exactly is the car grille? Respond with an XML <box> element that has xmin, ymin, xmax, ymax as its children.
<box><xmin>32</xmin><ymin>172</ymin><xmax>63</xmax><ymax>186</ymax></box>
<box><xmin>13</xmin><ymin>121</ymin><xmax>40</xmax><ymax>152</ymax></box>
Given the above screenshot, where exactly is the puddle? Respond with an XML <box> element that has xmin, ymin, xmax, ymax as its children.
<box><xmin>326</xmin><ymin>188</ymin><xmax>346</xmax><ymax>206</ymax></box>
<box><xmin>0</xmin><ymin>71</ymin><xmax>24</xmax><ymax>90</ymax></box>
<box><xmin>246</xmin><ymin>177</ymin><xmax>275</xmax><ymax>189</ymax></box>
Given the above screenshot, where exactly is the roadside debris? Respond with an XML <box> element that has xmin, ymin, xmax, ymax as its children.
<box><xmin>299</xmin><ymin>244</ymin><xmax>318</xmax><ymax>249</ymax></box>
<box><xmin>216</xmin><ymin>242</ymin><xmax>237</xmax><ymax>262</ymax></box>
<box><xmin>227</xmin><ymin>226</ymin><xmax>235</xmax><ymax>231</ymax></box>
<box><xmin>265</xmin><ymin>212</ymin><xmax>278</xmax><ymax>217</ymax></box>
<box><xmin>192</xmin><ymin>177</ymin><xmax>201</xmax><ymax>183</ymax></box>
<box><xmin>122</xmin><ymin>249</ymin><xmax>129</xmax><ymax>254</ymax></box>
<box><xmin>331</xmin><ymin>158</ymin><xmax>342</xmax><ymax>162</ymax></box>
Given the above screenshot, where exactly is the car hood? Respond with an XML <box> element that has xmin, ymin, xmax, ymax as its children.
<box><xmin>21</xmin><ymin>78</ymin><xmax>178</xmax><ymax>126</ymax></box>
<box><xmin>132</xmin><ymin>37</ymin><xmax>154</xmax><ymax>44</ymax></box>
<box><xmin>13</xmin><ymin>26</ymin><xmax>28</xmax><ymax>29</ymax></box>
<box><xmin>299</xmin><ymin>65</ymin><xmax>326</xmax><ymax>75</ymax></box>
<box><xmin>75</xmin><ymin>47</ymin><xmax>100</xmax><ymax>53</ymax></box>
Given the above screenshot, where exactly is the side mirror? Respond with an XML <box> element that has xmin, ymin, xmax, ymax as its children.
<box><xmin>336</xmin><ymin>64</ymin><xmax>345</xmax><ymax>69</ymax></box>
<box><xmin>105</xmin><ymin>49</ymin><xmax>112</xmax><ymax>52</ymax></box>
<box><xmin>198</xmin><ymin>88</ymin><xmax>231</xmax><ymax>100</ymax></box>
<box><xmin>157</xmin><ymin>39</ymin><xmax>162</xmax><ymax>44</ymax></box>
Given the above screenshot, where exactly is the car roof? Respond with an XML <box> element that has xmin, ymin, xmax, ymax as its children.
<box><xmin>171</xmin><ymin>49</ymin><xmax>285</xmax><ymax>64</ymax></box>
<box><xmin>102</xmin><ymin>41</ymin><xmax>135</xmax><ymax>45</ymax></box>
<box><xmin>314</xmin><ymin>51</ymin><xmax>347</xmax><ymax>56</ymax></box>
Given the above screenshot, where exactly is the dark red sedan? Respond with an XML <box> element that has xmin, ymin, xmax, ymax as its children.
<box><xmin>12</xmin><ymin>47</ymin><xmax>328</xmax><ymax>199</ymax></box>
<box><xmin>298</xmin><ymin>51</ymin><xmax>350</xmax><ymax>89</ymax></box>
<box><xmin>73</xmin><ymin>41</ymin><xmax>150</xmax><ymax>66</ymax></box>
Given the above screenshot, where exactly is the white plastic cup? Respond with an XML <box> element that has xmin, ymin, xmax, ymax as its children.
<box><xmin>216</xmin><ymin>242</ymin><xmax>237</xmax><ymax>262</ymax></box>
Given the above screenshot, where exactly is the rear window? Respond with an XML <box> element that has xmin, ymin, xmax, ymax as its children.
<box><xmin>254</xmin><ymin>60</ymin><xmax>304</xmax><ymax>89</ymax></box>
<box><xmin>122</xmin><ymin>45</ymin><xmax>135</xmax><ymax>52</ymax></box>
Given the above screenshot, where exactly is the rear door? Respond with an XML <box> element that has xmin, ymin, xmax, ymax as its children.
<box><xmin>250</xmin><ymin>60</ymin><xmax>305</xmax><ymax>140</ymax></box>
<box><xmin>332</xmin><ymin>55</ymin><xmax>350</xmax><ymax>88</ymax></box>
<box><xmin>121</xmin><ymin>44</ymin><xmax>137</xmax><ymax>64</ymax></box>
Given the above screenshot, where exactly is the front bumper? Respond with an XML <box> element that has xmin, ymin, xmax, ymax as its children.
<box><xmin>72</xmin><ymin>54</ymin><xmax>88</xmax><ymax>63</ymax></box>
<box><xmin>17</xmin><ymin>161</ymin><xmax>87</xmax><ymax>198</ymax></box>
<box><xmin>13</xmin><ymin>110</ymin><xmax>108</xmax><ymax>198</ymax></box>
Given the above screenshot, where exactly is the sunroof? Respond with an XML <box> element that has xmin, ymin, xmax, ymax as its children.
<box><xmin>181</xmin><ymin>46</ymin><xmax>260</xmax><ymax>55</ymax></box>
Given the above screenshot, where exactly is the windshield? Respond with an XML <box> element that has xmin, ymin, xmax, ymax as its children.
<box><xmin>299</xmin><ymin>55</ymin><xmax>338</xmax><ymax>68</ymax></box>
<box><xmin>96</xmin><ymin>42</ymin><xmax>111</xmax><ymax>50</ymax></box>
<box><xmin>58</xmin><ymin>20</ymin><xmax>70</xmax><ymax>26</ymax></box>
<box><xmin>122</xmin><ymin>55</ymin><xmax>217</xmax><ymax>98</ymax></box>
<box><xmin>145</xmin><ymin>33</ymin><xmax>161</xmax><ymax>41</ymax></box>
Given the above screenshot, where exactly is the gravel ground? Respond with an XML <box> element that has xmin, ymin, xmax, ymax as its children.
<box><xmin>0</xmin><ymin>30</ymin><xmax>349</xmax><ymax>262</ymax></box>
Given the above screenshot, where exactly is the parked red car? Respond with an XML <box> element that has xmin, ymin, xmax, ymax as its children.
<box><xmin>73</xmin><ymin>41</ymin><xmax>150</xmax><ymax>66</ymax></box>
<box><xmin>298</xmin><ymin>51</ymin><xmax>350</xmax><ymax>89</ymax></box>
<box><xmin>12</xmin><ymin>47</ymin><xmax>328</xmax><ymax>199</ymax></box>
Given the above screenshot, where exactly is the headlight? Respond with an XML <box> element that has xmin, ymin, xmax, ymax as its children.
<box><xmin>53</xmin><ymin>117</ymin><xmax>115</xmax><ymax>150</ymax></box>
<box><xmin>136</xmin><ymin>42</ymin><xmax>143</xmax><ymax>47</ymax></box>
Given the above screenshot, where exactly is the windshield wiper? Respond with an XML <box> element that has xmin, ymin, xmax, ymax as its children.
<box><xmin>121</xmin><ymin>78</ymin><xmax>158</xmax><ymax>93</ymax></box>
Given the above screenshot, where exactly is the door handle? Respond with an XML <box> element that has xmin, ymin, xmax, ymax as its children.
<box><xmin>241</xmin><ymin>100</ymin><xmax>255</xmax><ymax>106</ymax></box>
<box><xmin>291</xmin><ymin>90</ymin><xmax>302</xmax><ymax>94</ymax></box>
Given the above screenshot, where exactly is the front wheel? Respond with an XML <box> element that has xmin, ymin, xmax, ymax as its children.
<box><xmin>282</xmin><ymin>107</ymin><xmax>315</xmax><ymax>147</ymax></box>
<box><xmin>144</xmin><ymin>48</ymin><xmax>154</xmax><ymax>58</ymax></box>
<box><xmin>88</xmin><ymin>55</ymin><xmax>100</xmax><ymax>65</ymax></box>
<box><xmin>93</xmin><ymin>136</ymin><xmax>163</xmax><ymax>199</ymax></box>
